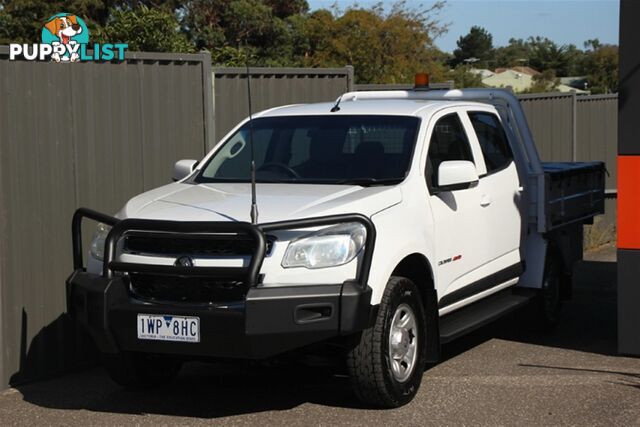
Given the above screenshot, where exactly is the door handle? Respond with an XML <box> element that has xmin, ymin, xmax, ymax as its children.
<box><xmin>480</xmin><ymin>194</ymin><xmax>492</xmax><ymax>207</ymax></box>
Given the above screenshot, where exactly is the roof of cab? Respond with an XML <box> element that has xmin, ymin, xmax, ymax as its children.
<box><xmin>256</xmin><ymin>98</ymin><xmax>488</xmax><ymax>118</ymax></box>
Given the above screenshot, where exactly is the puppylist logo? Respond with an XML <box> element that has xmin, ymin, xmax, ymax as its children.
<box><xmin>9</xmin><ymin>13</ymin><xmax>128</xmax><ymax>62</ymax></box>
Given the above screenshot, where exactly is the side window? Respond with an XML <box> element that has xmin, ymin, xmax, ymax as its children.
<box><xmin>468</xmin><ymin>111</ymin><xmax>514</xmax><ymax>174</ymax></box>
<box><xmin>426</xmin><ymin>113</ymin><xmax>474</xmax><ymax>188</ymax></box>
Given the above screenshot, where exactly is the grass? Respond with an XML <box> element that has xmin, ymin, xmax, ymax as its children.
<box><xmin>584</xmin><ymin>216</ymin><xmax>616</xmax><ymax>251</ymax></box>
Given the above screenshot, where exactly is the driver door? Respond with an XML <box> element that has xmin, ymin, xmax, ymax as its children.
<box><xmin>425</xmin><ymin>110</ymin><xmax>491</xmax><ymax>309</ymax></box>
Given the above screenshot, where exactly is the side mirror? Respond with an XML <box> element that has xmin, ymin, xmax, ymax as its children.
<box><xmin>173</xmin><ymin>159</ymin><xmax>199</xmax><ymax>181</ymax></box>
<box><xmin>435</xmin><ymin>160</ymin><xmax>479</xmax><ymax>192</ymax></box>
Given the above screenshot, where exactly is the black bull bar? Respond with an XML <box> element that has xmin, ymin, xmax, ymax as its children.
<box><xmin>71</xmin><ymin>207</ymin><xmax>376</xmax><ymax>287</ymax></box>
<box><xmin>68</xmin><ymin>208</ymin><xmax>377</xmax><ymax>358</ymax></box>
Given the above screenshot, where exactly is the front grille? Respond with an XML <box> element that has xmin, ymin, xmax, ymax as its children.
<box><xmin>128</xmin><ymin>273</ymin><xmax>246</xmax><ymax>305</ymax></box>
<box><xmin>120</xmin><ymin>231</ymin><xmax>271</xmax><ymax>305</ymax></box>
<box><xmin>124</xmin><ymin>234</ymin><xmax>274</xmax><ymax>257</ymax></box>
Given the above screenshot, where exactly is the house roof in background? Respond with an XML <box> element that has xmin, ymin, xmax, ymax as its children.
<box><xmin>469</xmin><ymin>68</ymin><xmax>495</xmax><ymax>78</ymax></box>
<box><xmin>495</xmin><ymin>66</ymin><xmax>542</xmax><ymax>76</ymax></box>
<box><xmin>482</xmin><ymin>69</ymin><xmax>533</xmax><ymax>92</ymax></box>
<box><xmin>559</xmin><ymin>76</ymin><xmax>589</xmax><ymax>90</ymax></box>
<box><xmin>557</xmin><ymin>84</ymin><xmax>589</xmax><ymax>94</ymax></box>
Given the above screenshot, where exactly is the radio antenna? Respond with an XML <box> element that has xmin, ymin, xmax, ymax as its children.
<box><xmin>245</xmin><ymin>56</ymin><xmax>258</xmax><ymax>224</ymax></box>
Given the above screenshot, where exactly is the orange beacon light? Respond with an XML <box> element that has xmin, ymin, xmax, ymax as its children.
<box><xmin>414</xmin><ymin>73</ymin><xmax>429</xmax><ymax>88</ymax></box>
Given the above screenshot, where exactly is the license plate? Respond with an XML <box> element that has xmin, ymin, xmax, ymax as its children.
<box><xmin>137</xmin><ymin>314</ymin><xmax>200</xmax><ymax>343</ymax></box>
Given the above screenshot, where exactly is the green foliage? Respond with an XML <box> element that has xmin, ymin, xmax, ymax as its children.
<box><xmin>0</xmin><ymin>0</ymin><xmax>86</xmax><ymax>43</ymax></box>
<box><xmin>263</xmin><ymin>0</ymin><xmax>309</xmax><ymax>18</ymax></box>
<box><xmin>0</xmin><ymin>0</ymin><xmax>179</xmax><ymax>44</ymax></box>
<box><xmin>582</xmin><ymin>43</ymin><xmax>618</xmax><ymax>94</ymax></box>
<box><xmin>182</xmin><ymin>0</ymin><xmax>305</xmax><ymax>66</ymax></box>
<box><xmin>95</xmin><ymin>5</ymin><xmax>192</xmax><ymax>52</ymax></box>
<box><xmin>561</xmin><ymin>44</ymin><xmax>584</xmax><ymax>76</ymax></box>
<box><xmin>493</xmin><ymin>38</ymin><xmax>529</xmax><ymax>68</ymax></box>
<box><xmin>525</xmin><ymin>36</ymin><xmax>572</xmax><ymax>76</ymax></box>
<box><xmin>210</xmin><ymin>46</ymin><xmax>255</xmax><ymax>67</ymax></box>
<box><xmin>180</xmin><ymin>0</ymin><xmax>450</xmax><ymax>80</ymax></box>
<box><xmin>452</xmin><ymin>26</ymin><xmax>493</xmax><ymax>67</ymax></box>
<box><xmin>0</xmin><ymin>0</ymin><xmax>620</xmax><ymax>93</ymax></box>
<box><xmin>451</xmin><ymin>65</ymin><xmax>484</xmax><ymax>89</ymax></box>
<box><xmin>522</xmin><ymin>69</ymin><xmax>559</xmax><ymax>93</ymax></box>
<box><xmin>299</xmin><ymin>1</ymin><xmax>449</xmax><ymax>84</ymax></box>
<box><xmin>494</xmin><ymin>36</ymin><xmax>575</xmax><ymax>75</ymax></box>
<box><xmin>491</xmin><ymin>35</ymin><xmax>618</xmax><ymax>94</ymax></box>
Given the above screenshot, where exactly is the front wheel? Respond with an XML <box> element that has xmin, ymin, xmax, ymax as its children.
<box><xmin>347</xmin><ymin>276</ymin><xmax>427</xmax><ymax>408</ymax></box>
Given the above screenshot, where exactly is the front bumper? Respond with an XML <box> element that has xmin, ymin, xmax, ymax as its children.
<box><xmin>68</xmin><ymin>208</ymin><xmax>376</xmax><ymax>359</ymax></box>
<box><xmin>67</xmin><ymin>271</ymin><xmax>373</xmax><ymax>359</ymax></box>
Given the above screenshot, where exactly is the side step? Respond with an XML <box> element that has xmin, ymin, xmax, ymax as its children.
<box><xmin>439</xmin><ymin>288</ymin><xmax>537</xmax><ymax>344</ymax></box>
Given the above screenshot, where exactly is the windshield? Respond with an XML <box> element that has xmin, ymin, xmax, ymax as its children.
<box><xmin>195</xmin><ymin>115</ymin><xmax>420</xmax><ymax>185</ymax></box>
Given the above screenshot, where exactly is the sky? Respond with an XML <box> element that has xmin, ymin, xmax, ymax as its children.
<box><xmin>307</xmin><ymin>0</ymin><xmax>620</xmax><ymax>53</ymax></box>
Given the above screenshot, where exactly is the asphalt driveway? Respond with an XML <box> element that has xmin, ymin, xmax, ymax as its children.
<box><xmin>1</xmin><ymin>245</ymin><xmax>638</xmax><ymax>426</ymax></box>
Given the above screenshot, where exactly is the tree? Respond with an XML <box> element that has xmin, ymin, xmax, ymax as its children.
<box><xmin>561</xmin><ymin>43</ymin><xmax>585</xmax><ymax>76</ymax></box>
<box><xmin>452</xmin><ymin>26</ymin><xmax>493</xmax><ymax>67</ymax></box>
<box><xmin>494</xmin><ymin>38</ymin><xmax>530</xmax><ymax>68</ymax></box>
<box><xmin>0</xmin><ymin>0</ymin><xmax>112</xmax><ymax>43</ymax></box>
<box><xmin>451</xmin><ymin>65</ymin><xmax>484</xmax><ymax>89</ymax></box>
<box><xmin>301</xmin><ymin>1</ymin><xmax>449</xmax><ymax>84</ymax></box>
<box><xmin>0</xmin><ymin>0</ymin><xmax>452</xmax><ymax>76</ymax></box>
<box><xmin>96</xmin><ymin>5</ymin><xmax>193</xmax><ymax>53</ymax></box>
<box><xmin>182</xmin><ymin>0</ymin><xmax>305</xmax><ymax>66</ymax></box>
<box><xmin>0</xmin><ymin>0</ymin><xmax>179</xmax><ymax>44</ymax></box>
<box><xmin>493</xmin><ymin>36</ymin><xmax>588</xmax><ymax>78</ymax></box>
<box><xmin>526</xmin><ymin>36</ymin><xmax>572</xmax><ymax>76</ymax></box>
<box><xmin>584</xmin><ymin>39</ymin><xmax>602</xmax><ymax>51</ymax></box>
<box><xmin>582</xmin><ymin>43</ymin><xmax>618</xmax><ymax>93</ymax></box>
<box><xmin>263</xmin><ymin>0</ymin><xmax>308</xmax><ymax>18</ymax></box>
<box><xmin>523</xmin><ymin>69</ymin><xmax>559</xmax><ymax>93</ymax></box>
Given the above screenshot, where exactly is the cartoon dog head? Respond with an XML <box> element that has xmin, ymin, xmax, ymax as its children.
<box><xmin>44</xmin><ymin>15</ymin><xmax>82</xmax><ymax>44</ymax></box>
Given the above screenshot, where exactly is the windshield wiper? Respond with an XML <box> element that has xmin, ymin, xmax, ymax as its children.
<box><xmin>335</xmin><ymin>177</ymin><xmax>404</xmax><ymax>187</ymax></box>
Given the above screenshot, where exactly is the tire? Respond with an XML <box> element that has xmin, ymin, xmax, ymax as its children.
<box><xmin>347</xmin><ymin>276</ymin><xmax>427</xmax><ymax>408</ymax></box>
<box><xmin>538</xmin><ymin>253</ymin><xmax>562</xmax><ymax>330</ymax></box>
<box><xmin>102</xmin><ymin>352</ymin><xmax>182</xmax><ymax>389</ymax></box>
<box><xmin>521</xmin><ymin>251</ymin><xmax>563</xmax><ymax>332</ymax></box>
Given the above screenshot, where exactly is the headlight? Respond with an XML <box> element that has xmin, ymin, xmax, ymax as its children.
<box><xmin>282</xmin><ymin>222</ymin><xmax>366</xmax><ymax>269</ymax></box>
<box><xmin>89</xmin><ymin>223</ymin><xmax>111</xmax><ymax>261</ymax></box>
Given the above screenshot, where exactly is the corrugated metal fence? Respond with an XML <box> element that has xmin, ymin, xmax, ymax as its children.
<box><xmin>518</xmin><ymin>92</ymin><xmax>618</xmax><ymax>224</ymax></box>
<box><xmin>0</xmin><ymin>58</ymin><xmax>356</xmax><ymax>390</ymax></box>
<box><xmin>212</xmin><ymin>66</ymin><xmax>354</xmax><ymax>144</ymax></box>
<box><xmin>0</xmin><ymin>47</ymin><xmax>214</xmax><ymax>389</ymax></box>
<box><xmin>575</xmin><ymin>95</ymin><xmax>618</xmax><ymax>187</ymax></box>
<box><xmin>0</xmin><ymin>53</ymin><xmax>618</xmax><ymax>390</ymax></box>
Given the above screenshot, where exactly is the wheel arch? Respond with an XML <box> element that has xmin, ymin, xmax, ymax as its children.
<box><xmin>391</xmin><ymin>253</ymin><xmax>440</xmax><ymax>363</ymax></box>
<box><xmin>391</xmin><ymin>253</ymin><xmax>435</xmax><ymax>296</ymax></box>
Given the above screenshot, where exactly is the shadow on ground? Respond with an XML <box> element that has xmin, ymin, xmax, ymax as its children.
<box><xmin>11</xmin><ymin>257</ymin><xmax>620</xmax><ymax>419</ymax></box>
<box><xmin>518</xmin><ymin>363</ymin><xmax>640</xmax><ymax>390</ymax></box>
<box><xmin>14</xmin><ymin>362</ymin><xmax>364</xmax><ymax>418</ymax></box>
<box><xmin>443</xmin><ymin>258</ymin><xmax>618</xmax><ymax>359</ymax></box>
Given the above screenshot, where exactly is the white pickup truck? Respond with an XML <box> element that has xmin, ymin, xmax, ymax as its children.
<box><xmin>67</xmin><ymin>87</ymin><xmax>605</xmax><ymax>408</ymax></box>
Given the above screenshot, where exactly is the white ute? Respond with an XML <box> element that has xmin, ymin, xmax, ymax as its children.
<box><xmin>67</xmin><ymin>86</ymin><xmax>605</xmax><ymax>408</ymax></box>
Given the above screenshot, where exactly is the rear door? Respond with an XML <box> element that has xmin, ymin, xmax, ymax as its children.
<box><xmin>464</xmin><ymin>108</ymin><xmax>523</xmax><ymax>276</ymax></box>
